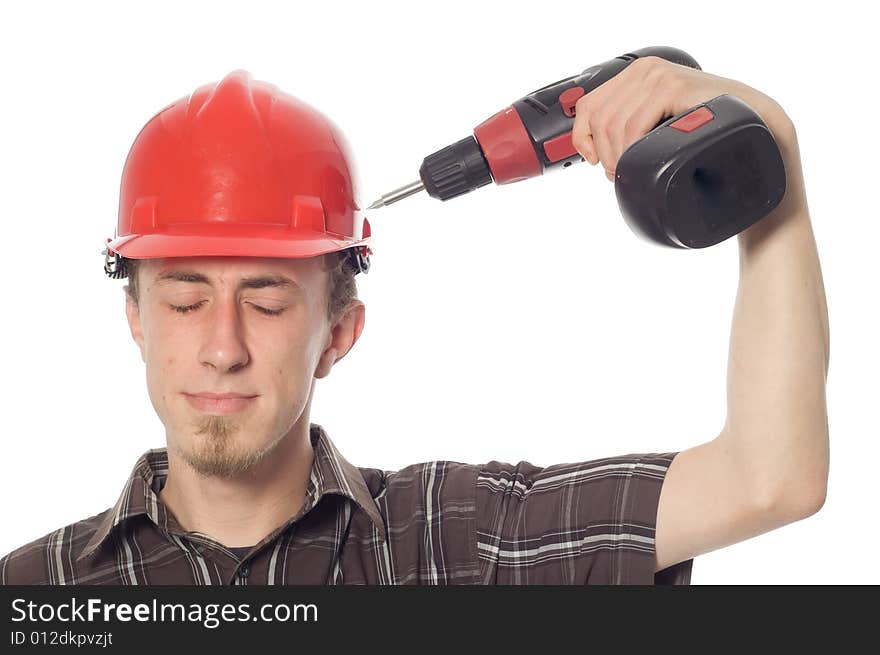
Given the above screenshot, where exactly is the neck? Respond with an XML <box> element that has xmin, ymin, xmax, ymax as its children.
<box><xmin>158</xmin><ymin>415</ymin><xmax>315</xmax><ymax>548</ymax></box>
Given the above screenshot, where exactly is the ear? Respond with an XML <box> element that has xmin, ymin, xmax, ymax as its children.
<box><xmin>315</xmin><ymin>300</ymin><xmax>365</xmax><ymax>379</ymax></box>
<box><xmin>124</xmin><ymin>292</ymin><xmax>147</xmax><ymax>363</ymax></box>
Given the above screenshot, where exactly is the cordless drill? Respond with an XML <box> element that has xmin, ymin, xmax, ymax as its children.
<box><xmin>368</xmin><ymin>46</ymin><xmax>786</xmax><ymax>249</ymax></box>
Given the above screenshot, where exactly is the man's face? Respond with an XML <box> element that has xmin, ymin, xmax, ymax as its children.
<box><xmin>125</xmin><ymin>255</ymin><xmax>363</xmax><ymax>479</ymax></box>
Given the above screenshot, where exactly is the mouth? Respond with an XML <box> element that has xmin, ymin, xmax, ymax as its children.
<box><xmin>183</xmin><ymin>393</ymin><xmax>258</xmax><ymax>415</ymax></box>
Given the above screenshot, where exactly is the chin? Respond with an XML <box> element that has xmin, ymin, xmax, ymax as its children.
<box><xmin>173</xmin><ymin>416</ymin><xmax>285</xmax><ymax>477</ymax></box>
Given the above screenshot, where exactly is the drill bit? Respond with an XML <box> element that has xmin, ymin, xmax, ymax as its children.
<box><xmin>367</xmin><ymin>179</ymin><xmax>425</xmax><ymax>210</ymax></box>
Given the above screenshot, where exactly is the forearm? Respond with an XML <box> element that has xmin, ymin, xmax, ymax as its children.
<box><xmin>720</xmin><ymin>121</ymin><xmax>830</xmax><ymax>515</ymax></box>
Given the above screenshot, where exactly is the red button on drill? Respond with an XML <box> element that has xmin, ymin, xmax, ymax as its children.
<box><xmin>670</xmin><ymin>106</ymin><xmax>715</xmax><ymax>133</ymax></box>
<box><xmin>559</xmin><ymin>87</ymin><xmax>585</xmax><ymax>117</ymax></box>
<box><xmin>543</xmin><ymin>131</ymin><xmax>578</xmax><ymax>162</ymax></box>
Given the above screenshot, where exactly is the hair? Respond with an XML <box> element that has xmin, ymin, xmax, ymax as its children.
<box><xmin>122</xmin><ymin>250</ymin><xmax>359</xmax><ymax>322</ymax></box>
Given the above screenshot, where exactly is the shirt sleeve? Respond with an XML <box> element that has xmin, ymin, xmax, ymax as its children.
<box><xmin>475</xmin><ymin>451</ymin><xmax>693</xmax><ymax>585</ymax></box>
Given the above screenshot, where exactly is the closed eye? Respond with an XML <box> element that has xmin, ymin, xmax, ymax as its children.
<box><xmin>168</xmin><ymin>302</ymin><xmax>285</xmax><ymax>316</ymax></box>
<box><xmin>169</xmin><ymin>301</ymin><xmax>206</xmax><ymax>314</ymax></box>
<box><xmin>250</xmin><ymin>304</ymin><xmax>285</xmax><ymax>316</ymax></box>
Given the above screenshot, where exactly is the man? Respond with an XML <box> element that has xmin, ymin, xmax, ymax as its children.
<box><xmin>0</xmin><ymin>62</ymin><xmax>829</xmax><ymax>585</ymax></box>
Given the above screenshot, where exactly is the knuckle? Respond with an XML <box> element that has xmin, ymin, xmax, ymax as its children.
<box><xmin>658</xmin><ymin>63</ymin><xmax>683</xmax><ymax>88</ymax></box>
<box><xmin>571</xmin><ymin>133</ymin><xmax>594</xmax><ymax>160</ymax></box>
<box><xmin>634</xmin><ymin>56</ymin><xmax>664</xmax><ymax>74</ymax></box>
<box><xmin>574</xmin><ymin>95</ymin><xmax>591</xmax><ymax>117</ymax></box>
<box><xmin>644</xmin><ymin>57</ymin><xmax>672</xmax><ymax>82</ymax></box>
<box><xmin>662</xmin><ymin>75</ymin><xmax>687</xmax><ymax>100</ymax></box>
<box><xmin>592</xmin><ymin>107</ymin><xmax>610</xmax><ymax>131</ymax></box>
<box><xmin>608</xmin><ymin>113</ymin><xmax>627</xmax><ymax>133</ymax></box>
<box><xmin>622</xmin><ymin>115</ymin><xmax>639</xmax><ymax>141</ymax></box>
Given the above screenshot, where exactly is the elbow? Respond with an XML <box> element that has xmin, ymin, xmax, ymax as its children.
<box><xmin>746</xmin><ymin>429</ymin><xmax>830</xmax><ymax>523</ymax></box>
<box><xmin>785</xmin><ymin>443</ymin><xmax>830</xmax><ymax>520</ymax></box>
<box><xmin>788</xmin><ymin>483</ymin><xmax>826</xmax><ymax>519</ymax></box>
<box><xmin>755</xmin><ymin>479</ymin><xmax>827</xmax><ymax>523</ymax></box>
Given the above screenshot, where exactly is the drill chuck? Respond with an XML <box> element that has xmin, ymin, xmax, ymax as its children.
<box><xmin>418</xmin><ymin>136</ymin><xmax>493</xmax><ymax>201</ymax></box>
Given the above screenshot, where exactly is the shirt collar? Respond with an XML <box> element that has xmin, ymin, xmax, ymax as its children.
<box><xmin>77</xmin><ymin>423</ymin><xmax>386</xmax><ymax>562</ymax></box>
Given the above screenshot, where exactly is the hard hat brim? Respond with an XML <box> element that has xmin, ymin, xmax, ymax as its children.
<box><xmin>107</xmin><ymin>230</ymin><xmax>372</xmax><ymax>260</ymax></box>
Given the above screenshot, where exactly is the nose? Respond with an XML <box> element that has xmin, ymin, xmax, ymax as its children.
<box><xmin>198</xmin><ymin>296</ymin><xmax>250</xmax><ymax>373</ymax></box>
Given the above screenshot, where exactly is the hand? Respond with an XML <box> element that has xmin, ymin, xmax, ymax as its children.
<box><xmin>571</xmin><ymin>56</ymin><xmax>797</xmax><ymax>182</ymax></box>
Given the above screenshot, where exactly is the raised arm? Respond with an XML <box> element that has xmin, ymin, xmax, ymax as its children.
<box><xmin>571</xmin><ymin>57</ymin><xmax>830</xmax><ymax>572</ymax></box>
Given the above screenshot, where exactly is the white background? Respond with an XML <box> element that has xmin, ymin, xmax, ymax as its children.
<box><xmin>0</xmin><ymin>1</ymin><xmax>875</xmax><ymax>584</ymax></box>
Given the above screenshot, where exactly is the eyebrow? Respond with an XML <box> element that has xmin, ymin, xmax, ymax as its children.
<box><xmin>154</xmin><ymin>270</ymin><xmax>302</xmax><ymax>291</ymax></box>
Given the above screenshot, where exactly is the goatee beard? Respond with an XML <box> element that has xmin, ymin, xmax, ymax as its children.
<box><xmin>180</xmin><ymin>414</ymin><xmax>266</xmax><ymax>478</ymax></box>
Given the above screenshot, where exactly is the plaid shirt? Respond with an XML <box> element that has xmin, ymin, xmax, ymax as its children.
<box><xmin>1</xmin><ymin>424</ymin><xmax>692</xmax><ymax>585</ymax></box>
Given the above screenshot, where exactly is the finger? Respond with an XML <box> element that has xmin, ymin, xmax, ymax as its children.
<box><xmin>590</xmin><ymin>105</ymin><xmax>616</xmax><ymax>179</ymax></box>
<box><xmin>591</xmin><ymin>68</ymin><xmax>653</xmax><ymax>178</ymax></box>
<box><xmin>591</xmin><ymin>81</ymin><xmax>642</xmax><ymax>178</ymax></box>
<box><xmin>573</xmin><ymin>59</ymin><xmax>662</xmax><ymax>174</ymax></box>
<box><xmin>571</xmin><ymin>95</ymin><xmax>598</xmax><ymax>165</ymax></box>
<box><xmin>603</xmin><ymin>88</ymin><xmax>643</xmax><ymax>175</ymax></box>
<box><xmin>612</xmin><ymin>79</ymin><xmax>671</xmax><ymax>171</ymax></box>
<box><xmin>605</xmin><ymin>87</ymin><xmax>652</xmax><ymax>174</ymax></box>
<box><xmin>597</xmin><ymin>58</ymin><xmax>673</xmax><ymax>178</ymax></box>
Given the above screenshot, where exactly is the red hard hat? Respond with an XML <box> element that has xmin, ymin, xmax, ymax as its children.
<box><xmin>104</xmin><ymin>69</ymin><xmax>372</xmax><ymax>277</ymax></box>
